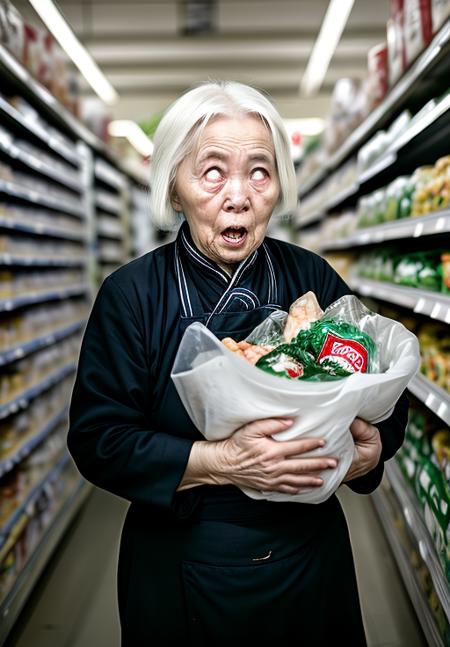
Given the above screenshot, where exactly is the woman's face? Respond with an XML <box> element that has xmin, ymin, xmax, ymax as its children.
<box><xmin>171</xmin><ymin>114</ymin><xmax>280</xmax><ymax>273</ymax></box>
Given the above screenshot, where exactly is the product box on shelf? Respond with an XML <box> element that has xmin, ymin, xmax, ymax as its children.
<box><xmin>23</xmin><ymin>23</ymin><xmax>49</xmax><ymax>86</ymax></box>
<box><xmin>387</xmin><ymin>0</ymin><xmax>407</xmax><ymax>86</ymax></box>
<box><xmin>431</xmin><ymin>0</ymin><xmax>450</xmax><ymax>32</ymax></box>
<box><xmin>418</xmin><ymin>322</ymin><xmax>450</xmax><ymax>392</ymax></box>
<box><xmin>367</xmin><ymin>42</ymin><xmax>389</xmax><ymax>106</ymax></box>
<box><xmin>0</xmin><ymin>0</ymin><xmax>24</xmax><ymax>63</ymax></box>
<box><xmin>396</xmin><ymin>406</ymin><xmax>450</xmax><ymax>578</ymax></box>
<box><xmin>404</xmin><ymin>0</ymin><xmax>433</xmax><ymax>66</ymax></box>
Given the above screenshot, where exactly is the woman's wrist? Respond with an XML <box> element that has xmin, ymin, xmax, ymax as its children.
<box><xmin>176</xmin><ymin>439</ymin><xmax>232</xmax><ymax>491</ymax></box>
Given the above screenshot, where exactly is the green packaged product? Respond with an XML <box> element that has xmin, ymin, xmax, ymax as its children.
<box><xmin>255</xmin><ymin>345</ymin><xmax>340</xmax><ymax>381</ymax></box>
<box><xmin>294</xmin><ymin>319</ymin><xmax>375</xmax><ymax>374</ymax></box>
<box><xmin>256</xmin><ymin>320</ymin><xmax>375</xmax><ymax>380</ymax></box>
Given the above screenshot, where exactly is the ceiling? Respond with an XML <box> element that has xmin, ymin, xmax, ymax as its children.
<box><xmin>15</xmin><ymin>0</ymin><xmax>390</xmax><ymax>123</ymax></box>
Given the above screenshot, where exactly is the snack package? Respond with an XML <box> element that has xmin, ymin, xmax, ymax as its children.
<box><xmin>255</xmin><ymin>319</ymin><xmax>376</xmax><ymax>381</ymax></box>
<box><xmin>171</xmin><ymin>293</ymin><xmax>420</xmax><ymax>504</ymax></box>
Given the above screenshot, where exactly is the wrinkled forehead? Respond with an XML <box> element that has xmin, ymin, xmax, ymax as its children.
<box><xmin>188</xmin><ymin>112</ymin><xmax>275</xmax><ymax>158</ymax></box>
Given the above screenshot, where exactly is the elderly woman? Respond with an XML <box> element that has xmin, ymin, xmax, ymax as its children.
<box><xmin>68</xmin><ymin>81</ymin><xmax>408</xmax><ymax>646</ymax></box>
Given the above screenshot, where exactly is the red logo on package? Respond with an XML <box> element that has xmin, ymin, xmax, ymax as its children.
<box><xmin>286</xmin><ymin>364</ymin><xmax>303</xmax><ymax>379</ymax></box>
<box><xmin>317</xmin><ymin>333</ymin><xmax>368</xmax><ymax>373</ymax></box>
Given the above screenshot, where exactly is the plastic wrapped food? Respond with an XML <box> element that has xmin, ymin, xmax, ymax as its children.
<box><xmin>221</xmin><ymin>337</ymin><xmax>274</xmax><ymax>365</ymax></box>
<box><xmin>257</xmin><ymin>320</ymin><xmax>375</xmax><ymax>381</ymax></box>
<box><xmin>283</xmin><ymin>291</ymin><xmax>324</xmax><ymax>342</ymax></box>
<box><xmin>172</xmin><ymin>294</ymin><xmax>420</xmax><ymax>504</ymax></box>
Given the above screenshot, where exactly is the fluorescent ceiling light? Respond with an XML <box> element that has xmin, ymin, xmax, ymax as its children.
<box><xmin>28</xmin><ymin>0</ymin><xmax>118</xmax><ymax>105</ymax></box>
<box><xmin>300</xmin><ymin>0</ymin><xmax>355</xmax><ymax>96</ymax></box>
<box><xmin>108</xmin><ymin>121</ymin><xmax>154</xmax><ymax>157</ymax></box>
<box><xmin>283</xmin><ymin>118</ymin><xmax>325</xmax><ymax>136</ymax></box>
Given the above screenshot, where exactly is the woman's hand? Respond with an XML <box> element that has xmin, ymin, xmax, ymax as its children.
<box><xmin>178</xmin><ymin>418</ymin><xmax>338</xmax><ymax>494</ymax></box>
<box><xmin>343</xmin><ymin>417</ymin><xmax>382</xmax><ymax>483</ymax></box>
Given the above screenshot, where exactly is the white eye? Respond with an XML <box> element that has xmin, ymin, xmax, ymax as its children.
<box><xmin>205</xmin><ymin>167</ymin><xmax>222</xmax><ymax>181</ymax></box>
<box><xmin>251</xmin><ymin>168</ymin><xmax>267</xmax><ymax>181</ymax></box>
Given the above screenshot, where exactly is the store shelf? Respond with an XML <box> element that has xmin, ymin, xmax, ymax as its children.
<box><xmin>0</xmin><ymin>43</ymin><xmax>96</xmax><ymax>156</ymax></box>
<box><xmin>0</xmin><ymin>178</ymin><xmax>83</xmax><ymax>218</ymax></box>
<box><xmin>97</xmin><ymin>228</ymin><xmax>123</xmax><ymax>241</ymax></box>
<box><xmin>332</xmin><ymin>20</ymin><xmax>450</xmax><ymax>167</ymax></box>
<box><xmin>0</xmin><ymin>452</ymin><xmax>71</xmax><ymax>542</ymax></box>
<box><xmin>388</xmin><ymin>462</ymin><xmax>450</xmax><ymax>617</ymax></box>
<box><xmin>297</xmin><ymin>209</ymin><xmax>326</xmax><ymax>228</ymax></box>
<box><xmin>299</xmin><ymin>17</ymin><xmax>450</xmax><ymax>199</ymax></box>
<box><xmin>0</xmin><ymin>284</ymin><xmax>89</xmax><ymax>313</ymax></box>
<box><xmin>323</xmin><ymin>181</ymin><xmax>360</xmax><ymax>213</ymax></box>
<box><xmin>0</xmin><ymin>319</ymin><xmax>86</xmax><ymax>367</ymax></box>
<box><xmin>0</xmin><ymin>131</ymin><xmax>82</xmax><ymax>193</ymax></box>
<box><xmin>0</xmin><ymin>45</ymin><xmax>150</xmax><ymax>192</ymax></box>
<box><xmin>372</xmin><ymin>471</ymin><xmax>447</xmax><ymax>647</ymax></box>
<box><xmin>0</xmin><ymin>43</ymin><xmax>142</xmax><ymax>185</ymax></box>
<box><xmin>0</xmin><ymin>93</ymin><xmax>80</xmax><ymax>169</ymax></box>
<box><xmin>98</xmin><ymin>254</ymin><xmax>125</xmax><ymax>265</ymax></box>
<box><xmin>393</xmin><ymin>92</ymin><xmax>450</xmax><ymax>155</ymax></box>
<box><xmin>0</xmin><ymin>215</ymin><xmax>85</xmax><ymax>242</ymax></box>
<box><xmin>0</xmin><ymin>362</ymin><xmax>77</xmax><ymax>420</ymax></box>
<box><xmin>322</xmin><ymin>211</ymin><xmax>450</xmax><ymax>251</ymax></box>
<box><xmin>0</xmin><ymin>479</ymin><xmax>91</xmax><ymax>644</ymax></box>
<box><xmin>0</xmin><ymin>406</ymin><xmax>69</xmax><ymax>479</ymax></box>
<box><xmin>357</xmin><ymin>151</ymin><xmax>398</xmax><ymax>186</ymax></box>
<box><xmin>298</xmin><ymin>167</ymin><xmax>327</xmax><ymax>198</ymax></box>
<box><xmin>301</xmin><ymin>98</ymin><xmax>450</xmax><ymax>219</ymax></box>
<box><xmin>408</xmin><ymin>373</ymin><xmax>450</xmax><ymax>427</ymax></box>
<box><xmin>96</xmin><ymin>192</ymin><xmax>122</xmax><ymax>216</ymax></box>
<box><xmin>94</xmin><ymin>158</ymin><xmax>125</xmax><ymax>191</ymax></box>
<box><xmin>349</xmin><ymin>278</ymin><xmax>450</xmax><ymax>325</ymax></box>
<box><xmin>0</xmin><ymin>254</ymin><xmax>86</xmax><ymax>267</ymax></box>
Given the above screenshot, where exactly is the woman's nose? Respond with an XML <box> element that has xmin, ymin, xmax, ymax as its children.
<box><xmin>224</xmin><ymin>178</ymin><xmax>250</xmax><ymax>212</ymax></box>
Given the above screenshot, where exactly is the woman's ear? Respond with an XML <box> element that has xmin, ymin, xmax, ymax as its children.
<box><xmin>170</xmin><ymin>189</ymin><xmax>182</xmax><ymax>212</ymax></box>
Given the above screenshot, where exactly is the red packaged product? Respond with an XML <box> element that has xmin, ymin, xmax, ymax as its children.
<box><xmin>404</xmin><ymin>0</ymin><xmax>432</xmax><ymax>65</ymax></box>
<box><xmin>367</xmin><ymin>42</ymin><xmax>388</xmax><ymax>106</ymax></box>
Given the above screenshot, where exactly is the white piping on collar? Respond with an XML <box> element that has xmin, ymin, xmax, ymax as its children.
<box><xmin>174</xmin><ymin>241</ymin><xmax>193</xmax><ymax>317</ymax></box>
<box><xmin>217</xmin><ymin>289</ymin><xmax>259</xmax><ymax>314</ymax></box>
<box><xmin>263</xmin><ymin>243</ymin><xmax>277</xmax><ymax>304</ymax></box>
<box><xmin>204</xmin><ymin>249</ymin><xmax>258</xmax><ymax>326</ymax></box>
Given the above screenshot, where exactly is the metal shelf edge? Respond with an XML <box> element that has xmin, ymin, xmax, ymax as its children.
<box><xmin>321</xmin><ymin>211</ymin><xmax>450</xmax><ymax>251</ymax></box>
<box><xmin>0</xmin><ymin>406</ymin><xmax>69</xmax><ymax>479</ymax></box>
<box><xmin>408</xmin><ymin>374</ymin><xmax>450</xmax><ymax>427</ymax></box>
<box><xmin>349</xmin><ymin>278</ymin><xmax>450</xmax><ymax>325</ymax></box>
<box><xmin>0</xmin><ymin>480</ymin><xmax>91</xmax><ymax>645</ymax></box>
<box><xmin>371</xmin><ymin>487</ymin><xmax>446</xmax><ymax>647</ymax></box>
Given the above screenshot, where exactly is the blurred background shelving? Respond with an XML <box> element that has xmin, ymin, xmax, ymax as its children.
<box><xmin>0</xmin><ymin>1</ymin><xmax>449</xmax><ymax>646</ymax></box>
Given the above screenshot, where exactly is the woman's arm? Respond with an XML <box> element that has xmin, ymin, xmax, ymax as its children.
<box><xmin>68</xmin><ymin>276</ymin><xmax>195</xmax><ymax>511</ymax></box>
<box><xmin>344</xmin><ymin>391</ymin><xmax>410</xmax><ymax>494</ymax></box>
<box><xmin>177</xmin><ymin>418</ymin><xmax>339</xmax><ymax>494</ymax></box>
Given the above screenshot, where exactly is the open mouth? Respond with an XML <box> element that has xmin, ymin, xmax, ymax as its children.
<box><xmin>221</xmin><ymin>226</ymin><xmax>248</xmax><ymax>247</ymax></box>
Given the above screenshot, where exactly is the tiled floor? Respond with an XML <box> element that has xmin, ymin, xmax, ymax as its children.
<box><xmin>4</xmin><ymin>483</ymin><xmax>427</xmax><ymax>647</ymax></box>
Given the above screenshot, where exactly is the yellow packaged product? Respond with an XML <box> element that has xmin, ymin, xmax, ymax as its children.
<box><xmin>411</xmin><ymin>165</ymin><xmax>437</xmax><ymax>216</ymax></box>
<box><xmin>420</xmin><ymin>323</ymin><xmax>450</xmax><ymax>391</ymax></box>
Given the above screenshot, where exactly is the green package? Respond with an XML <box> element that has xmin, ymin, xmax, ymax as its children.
<box><xmin>256</xmin><ymin>320</ymin><xmax>375</xmax><ymax>381</ymax></box>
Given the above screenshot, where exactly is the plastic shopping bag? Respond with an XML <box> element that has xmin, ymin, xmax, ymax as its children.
<box><xmin>171</xmin><ymin>295</ymin><xmax>420</xmax><ymax>504</ymax></box>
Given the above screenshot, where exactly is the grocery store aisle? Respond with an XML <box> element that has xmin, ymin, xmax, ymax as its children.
<box><xmin>4</xmin><ymin>481</ymin><xmax>426</xmax><ymax>647</ymax></box>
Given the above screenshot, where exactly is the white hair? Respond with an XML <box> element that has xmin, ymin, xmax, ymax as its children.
<box><xmin>149</xmin><ymin>80</ymin><xmax>298</xmax><ymax>229</ymax></box>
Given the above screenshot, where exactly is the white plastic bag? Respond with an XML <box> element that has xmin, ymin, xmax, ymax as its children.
<box><xmin>171</xmin><ymin>297</ymin><xmax>420</xmax><ymax>504</ymax></box>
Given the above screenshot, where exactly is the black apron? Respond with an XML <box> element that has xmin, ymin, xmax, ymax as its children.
<box><xmin>117</xmin><ymin>238</ymin><xmax>367</xmax><ymax>647</ymax></box>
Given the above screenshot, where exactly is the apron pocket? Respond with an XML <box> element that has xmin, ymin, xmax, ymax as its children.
<box><xmin>182</xmin><ymin>549</ymin><xmax>309</xmax><ymax>646</ymax></box>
